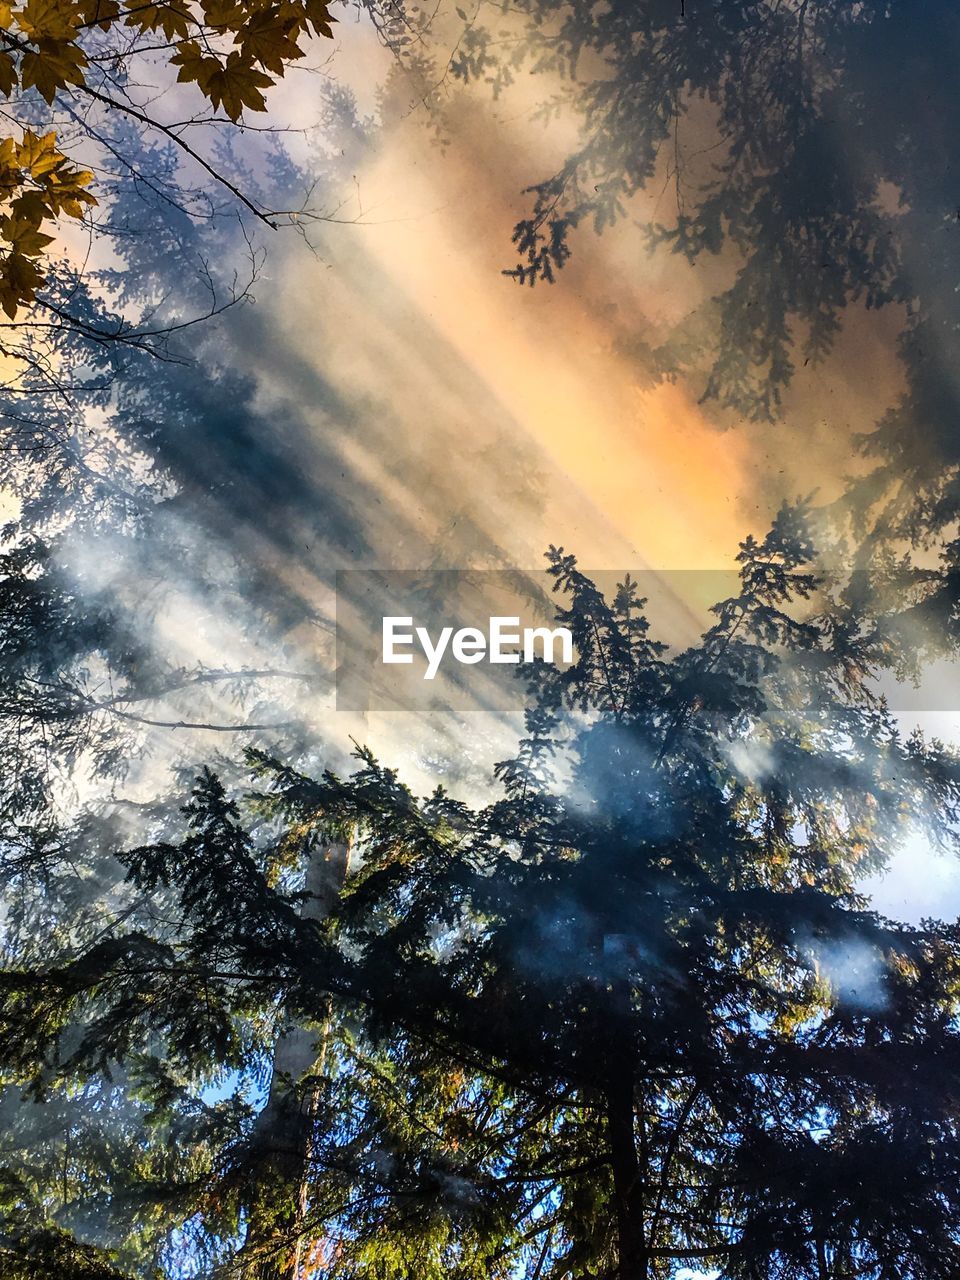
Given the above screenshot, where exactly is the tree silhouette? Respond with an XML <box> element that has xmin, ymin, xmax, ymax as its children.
<box><xmin>446</xmin><ymin>1</ymin><xmax>960</xmax><ymax>465</ymax></box>
<box><xmin>432</xmin><ymin>0</ymin><xmax>960</xmax><ymax>670</ymax></box>
<box><xmin>7</xmin><ymin>507</ymin><xmax>960</xmax><ymax>1278</ymax></box>
<box><xmin>3</xmin><ymin>6</ymin><xmax>960</xmax><ymax>1274</ymax></box>
<box><xmin>0</xmin><ymin>0</ymin><xmax>437</xmax><ymax>398</ymax></box>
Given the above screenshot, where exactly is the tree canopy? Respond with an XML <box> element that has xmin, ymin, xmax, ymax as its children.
<box><xmin>1</xmin><ymin>3</ymin><xmax>960</xmax><ymax>1278</ymax></box>
<box><xmin>0</xmin><ymin>0</ymin><xmax>343</xmax><ymax>320</ymax></box>
<box><xmin>5</xmin><ymin>508</ymin><xmax>960</xmax><ymax>1278</ymax></box>
<box><xmin>447</xmin><ymin>1</ymin><xmax>949</xmax><ymax>421</ymax></box>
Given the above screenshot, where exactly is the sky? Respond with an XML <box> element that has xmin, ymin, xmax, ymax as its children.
<box><xmin>3</xmin><ymin>9</ymin><xmax>958</xmax><ymax>1275</ymax></box>
<box><xmin>62</xmin><ymin>8</ymin><xmax>960</xmax><ymax>921</ymax></box>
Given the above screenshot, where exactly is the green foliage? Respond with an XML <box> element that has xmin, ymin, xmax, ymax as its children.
<box><xmin>0</xmin><ymin>1169</ymin><xmax>139</xmax><ymax>1279</ymax></box>
<box><xmin>0</xmin><ymin>0</ymin><xmax>340</xmax><ymax>315</ymax></box>
<box><xmin>4</xmin><ymin>506</ymin><xmax>960</xmax><ymax>1277</ymax></box>
<box><xmin>440</xmin><ymin>0</ymin><xmax>960</xmax><ymax>462</ymax></box>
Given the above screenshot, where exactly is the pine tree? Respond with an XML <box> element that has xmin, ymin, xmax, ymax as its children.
<box><xmin>5</xmin><ymin>506</ymin><xmax>960</xmax><ymax>1278</ymax></box>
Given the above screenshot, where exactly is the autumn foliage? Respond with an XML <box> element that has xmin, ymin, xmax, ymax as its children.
<box><xmin>0</xmin><ymin>0</ymin><xmax>335</xmax><ymax>317</ymax></box>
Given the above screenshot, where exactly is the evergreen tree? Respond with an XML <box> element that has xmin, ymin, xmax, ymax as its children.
<box><xmin>0</xmin><ymin>88</ymin><xmax>374</xmax><ymax>1280</ymax></box>
<box><xmin>446</xmin><ymin>2</ymin><xmax>952</xmax><ymax>423</ymax></box>
<box><xmin>439</xmin><ymin>0</ymin><xmax>960</xmax><ymax>603</ymax></box>
<box><xmin>6</xmin><ymin>506</ymin><xmax>960</xmax><ymax>1278</ymax></box>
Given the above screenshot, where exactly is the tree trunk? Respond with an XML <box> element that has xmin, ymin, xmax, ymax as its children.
<box><xmin>604</xmin><ymin>995</ymin><xmax>648</xmax><ymax>1280</ymax></box>
<box><xmin>239</xmin><ymin>837</ymin><xmax>351</xmax><ymax>1280</ymax></box>
<box><xmin>606</xmin><ymin>1069</ymin><xmax>648</xmax><ymax>1280</ymax></box>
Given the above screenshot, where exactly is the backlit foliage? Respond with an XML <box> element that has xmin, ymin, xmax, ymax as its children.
<box><xmin>0</xmin><ymin>0</ymin><xmax>334</xmax><ymax>314</ymax></box>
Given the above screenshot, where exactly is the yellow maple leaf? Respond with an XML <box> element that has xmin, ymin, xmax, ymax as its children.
<box><xmin>76</xmin><ymin>0</ymin><xmax>120</xmax><ymax>27</ymax></box>
<box><xmin>1</xmin><ymin>213</ymin><xmax>54</xmax><ymax>256</ymax></box>
<box><xmin>14</xmin><ymin>0</ymin><xmax>80</xmax><ymax>41</ymax></box>
<box><xmin>17</xmin><ymin>129</ymin><xmax>63</xmax><ymax>177</ymax></box>
<box><xmin>0</xmin><ymin>248</ymin><xmax>44</xmax><ymax>315</ymax></box>
<box><xmin>122</xmin><ymin>0</ymin><xmax>189</xmax><ymax>39</ymax></box>
<box><xmin>236</xmin><ymin>5</ymin><xmax>303</xmax><ymax>76</ymax></box>
<box><xmin>203</xmin><ymin>51</ymin><xmax>272</xmax><ymax>120</ymax></box>
<box><xmin>302</xmin><ymin>0</ymin><xmax>333</xmax><ymax>39</ymax></box>
<box><xmin>0</xmin><ymin>50</ymin><xmax>15</xmax><ymax>93</ymax></box>
<box><xmin>0</xmin><ymin>252</ymin><xmax>40</xmax><ymax>314</ymax></box>
<box><xmin>171</xmin><ymin>39</ymin><xmax>220</xmax><ymax>93</ymax></box>
<box><xmin>10</xmin><ymin>190</ymin><xmax>48</xmax><ymax>225</ymax></box>
<box><xmin>56</xmin><ymin>190</ymin><xmax>96</xmax><ymax>217</ymax></box>
<box><xmin>19</xmin><ymin>40</ymin><xmax>87</xmax><ymax>103</ymax></box>
<box><xmin>200</xmin><ymin>0</ymin><xmax>246</xmax><ymax>28</ymax></box>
